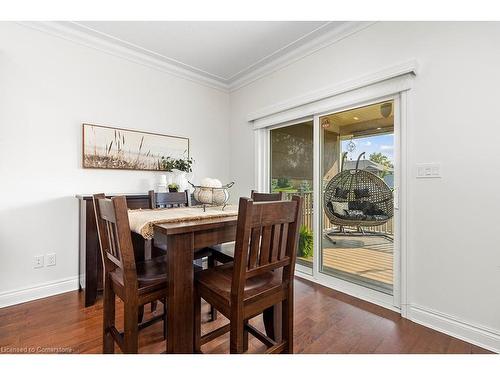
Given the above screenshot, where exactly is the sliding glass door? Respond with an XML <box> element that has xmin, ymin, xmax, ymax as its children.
<box><xmin>269</xmin><ymin>120</ymin><xmax>314</xmax><ymax>274</ymax></box>
<box><xmin>320</xmin><ymin>100</ymin><xmax>396</xmax><ymax>295</ymax></box>
<box><xmin>266</xmin><ymin>99</ymin><xmax>400</xmax><ymax>307</ymax></box>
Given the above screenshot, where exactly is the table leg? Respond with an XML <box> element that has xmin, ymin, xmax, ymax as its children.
<box><xmin>166</xmin><ymin>232</ymin><xmax>195</xmax><ymax>353</ymax></box>
<box><xmin>83</xmin><ymin>200</ymin><xmax>100</xmax><ymax>307</ymax></box>
<box><xmin>263</xmin><ymin>303</ymin><xmax>282</xmax><ymax>343</ymax></box>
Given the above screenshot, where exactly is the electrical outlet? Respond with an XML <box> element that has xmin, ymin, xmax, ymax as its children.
<box><xmin>46</xmin><ymin>253</ymin><xmax>56</xmax><ymax>267</ymax></box>
<box><xmin>34</xmin><ymin>255</ymin><xmax>44</xmax><ymax>268</ymax></box>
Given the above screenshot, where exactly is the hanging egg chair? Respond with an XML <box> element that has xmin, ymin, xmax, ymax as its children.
<box><xmin>324</xmin><ymin>152</ymin><xmax>394</xmax><ymax>231</ymax></box>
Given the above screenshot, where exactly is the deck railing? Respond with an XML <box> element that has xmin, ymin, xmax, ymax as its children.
<box><xmin>283</xmin><ymin>191</ymin><xmax>393</xmax><ymax>235</ymax></box>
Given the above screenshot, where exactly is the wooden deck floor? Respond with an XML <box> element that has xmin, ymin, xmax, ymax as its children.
<box><xmin>323</xmin><ymin>234</ymin><xmax>393</xmax><ymax>287</ymax></box>
<box><xmin>298</xmin><ymin>234</ymin><xmax>394</xmax><ymax>292</ymax></box>
<box><xmin>0</xmin><ymin>277</ymin><xmax>490</xmax><ymax>354</ymax></box>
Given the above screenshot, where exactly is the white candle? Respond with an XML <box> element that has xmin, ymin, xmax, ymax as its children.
<box><xmin>160</xmin><ymin>175</ymin><xmax>167</xmax><ymax>185</ymax></box>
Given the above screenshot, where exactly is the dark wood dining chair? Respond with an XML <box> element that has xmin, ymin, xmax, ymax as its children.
<box><xmin>148</xmin><ymin>189</ymin><xmax>191</xmax><ymax>209</ymax></box>
<box><xmin>93</xmin><ymin>194</ymin><xmax>171</xmax><ymax>353</ymax></box>
<box><xmin>148</xmin><ymin>189</ymin><xmax>218</xmax><ymax>321</ymax></box>
<box><xmin>193</xmin><ymin>195</ymin><xmax>303</xmax><ymax>354</ymax></box>
<box><xmin>250</xmin><ymin>190</ymin><xmax>286</xmax><ymax>202</ymax></box>
<box><xmin>147</xmin><ymin>190</ymin><xmax>193</xmax><ymax>259</ymax></box>
<box><xmin>210</xmin><ymin>190</ymin><xmax>286</xmax><ymax>264</ymax></box>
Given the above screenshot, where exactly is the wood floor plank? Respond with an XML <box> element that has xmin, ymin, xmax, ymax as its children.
<box><xmin>0</xmin><ymin>277</ymin><xmax>492</xmax><ymax>354</ymax></box>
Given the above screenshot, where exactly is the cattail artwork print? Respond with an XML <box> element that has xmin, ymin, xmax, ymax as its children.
<box><xmin>82</xmin><ymin>124</ymin><xmax>189</xmax><ymax>171</ymax></box>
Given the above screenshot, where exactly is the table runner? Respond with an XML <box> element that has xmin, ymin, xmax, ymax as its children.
<box><xmin>128</xmin><ymin>205</ymin><xmax>238</xmax><ymax>239</ymax></box>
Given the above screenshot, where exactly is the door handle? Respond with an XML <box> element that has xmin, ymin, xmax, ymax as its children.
<box><xmin>393</xmin><ymin>187</ymin><xmax>399</xmax><ymax>210</ymax></box>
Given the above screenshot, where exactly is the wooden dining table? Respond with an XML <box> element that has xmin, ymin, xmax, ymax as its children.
<box><xmin>150</xmin><ymin>212</ymin><xmax>282</xmax><ymax>353</ymax></box>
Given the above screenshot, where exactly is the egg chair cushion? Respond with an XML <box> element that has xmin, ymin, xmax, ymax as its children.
<box><xmin>344</xmin><ymin>210</ymin><xmax>366</xmax><ymax>219</ymax></box>
<box><xmin>348</xmin><ymin>201</ymin><xmax>371</xmax><ymax>211</ymax></box>
<box><xmin>348</xmin><ymin>201</ymin><xmax>386</xmax><ymax>216</ymax></box>
<box><xmin>329</xmin><ymin>201</ymin><xmax>348</xmax><ymax>216</ymax></box>
<box><xmin>327</xmin><ymin>202</ymin><xmax>344</xmax><ymax>219</ymax></box>
<box><xmin>334</xmin><ymin>187</ymin><xmax>349</xmax><ymax>199</ymax></box>
<box><xmin>354</xmin><ymin>188</ymin><xmax>370</xmax><ymax>199</ymax></box>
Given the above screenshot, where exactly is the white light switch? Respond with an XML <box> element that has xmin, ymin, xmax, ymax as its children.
<box><xmin>416</xmin><ymin>163</ymin><xmax>441</xmax><ymax>178</ymax></box>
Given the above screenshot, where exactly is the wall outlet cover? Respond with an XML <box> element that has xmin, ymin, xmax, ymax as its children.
<box><xmin>46</xmin><ymin>253</ymin><xmax>56</xmax><ymax>267</ymax></box>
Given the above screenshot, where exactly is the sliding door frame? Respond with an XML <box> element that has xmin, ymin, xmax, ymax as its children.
<box><xmin>309</xmin><ymin>93</ymin><xmax>404</xmax><ymax>312</ymax></box>
<box><xmin>260</xmin><ymin>117</ymin><xmax>315</xmax><ymax>275</ymax></box>
<box><xmin>253</xmin><ymin>70</ymin><xmax>413</xmax><ymax>316</ymax></box>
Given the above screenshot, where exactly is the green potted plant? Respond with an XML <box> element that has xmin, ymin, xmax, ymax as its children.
<box><xmin>168</xmin><ymin>183</ymin><xmax>179</xmax><ymax>192</ymax></box>
<box><xmin>298</xmin><ymin>225</ymin><xmax>313</xmax><ymax>258</ymax></box>
<box><xmin>171</xmin><ymin>156</ymin><xmax>194</xmax><ymax>192</ymax></box>
<box><xmin>159</xmin><ymin>156</ymin><xmax>175</xmax><ymax>171</ymax></box>
<box><xmin>173</xmin><ymin>156</ymin><xmax>194</xmax><ymax>173</ymax></box>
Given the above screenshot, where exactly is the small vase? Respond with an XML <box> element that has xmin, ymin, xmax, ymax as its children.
<box><xmin>158</xmin><ymin>173</ymin><xmax>172</xmax><ymax>192</ymax></box>
<box><xmin>172</xmin><ymin>169</ymin><xmax>189</xmax><ymax>192</ymax></box>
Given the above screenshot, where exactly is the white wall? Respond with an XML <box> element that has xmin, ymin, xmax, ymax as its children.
<box><xmin>229</xmin><ymin>22</ymin><xmax>500</xmax><ymax>350</ymax></box>
<box><xmin>0</xmin><ymin>22</ymin><xmax>230</xmax><ymax>302</ymax></box>
<box><xmin>1</xmin><ymin>21</ymin><xmax>498</xmax><ymax>352</ymax></box>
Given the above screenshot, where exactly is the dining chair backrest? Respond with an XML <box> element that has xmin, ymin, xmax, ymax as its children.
<box><xmin>93</xmin><ymin>194</ymin><xmax>138</xmax><ymax>292</ymax></box>
<box><xmin>148</xmin><ymin>189</ymin><xmax>191</xmax><ymax>209</ymax></box>
<box><xmin>250</xmin><ymin>190</ymin><xmax>285</xmax><ymax>202</ymax></box>
<box><xmin>231</xmin><ymin>196</ymin><xmax>303</xmax><ymax>302</ymax></box>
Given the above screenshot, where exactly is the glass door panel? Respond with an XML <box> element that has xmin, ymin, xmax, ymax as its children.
<box><xmin>320</xmin><ymin>101</ymin><xmax>395</xmax><ymax>294</ymax></box>
<box><xmin>270</xmin><ymin>121</ymin><xmax>314</xmax><ymax>273</ymax></box>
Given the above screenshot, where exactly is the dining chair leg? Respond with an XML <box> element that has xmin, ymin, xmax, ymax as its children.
<box><xmin>138</xmin><ymin>305</ymin><xmax>144</xmax><ymax>323</ymax></box>
<box><xmin>263</xmin><ymin>303</ymin><xmax>282</xmax><ymax>342</ymax></box>
<box><xmin>243</xmin><ymin>319</ymin><xmax>249</xmax><ymax>352</ymax></box>
<box><xmin>102</xmin><ymin>277</ymin><xmax>115</xmax><ymax>354</ymax></box>
<box><xmin>145</xmin><ymin>239</ymin><xmax>159</xmax><ymax>315</ymax></box>
<box><xmin>263</xmin><ymin>307</ymin><xmax>274</xmax><ymax>340</ymax></box>
<box><xmin>230</xmin><ymin>317</ymin><xmax>245</xmax><ymax>354</ymax></box>
<box><xmin>207</xmin><ymin>255</ymin><xmax>218</xmax><ymax>322</ymax></box>
<box><xmin>193</xmin><ymin>290</ymin><xmax>201</xmax><ymax>353</ymax></box>
<box><xmin>209</xmin><ymin>305</ymin><xmax>217</xmax><ymax>321</ymax></box>
<box><xmin>282</xmin><ymin>292</ymin><xmax>293</xmax><ymax>354</ymax></box>
<box><xmin>162</xmin><ymin>298</ymin><xmax>167</xmax><ymax>340</ymax></box>
<box><xmin>124</xmin><ymin>304</ymin><xmax>139</xmax><ymax>354</ymax></box>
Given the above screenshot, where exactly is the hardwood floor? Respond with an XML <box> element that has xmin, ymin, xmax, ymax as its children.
<box><xmin>0</xmin><ymin>277</ymin><xmax>491</xmax><ymax>354</ymax></box>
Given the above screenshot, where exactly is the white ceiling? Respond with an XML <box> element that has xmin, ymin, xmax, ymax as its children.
<box><xmin>41</xmin><ymin>21</ymin><xmax>369</xmax><ymax>90</ymax></box>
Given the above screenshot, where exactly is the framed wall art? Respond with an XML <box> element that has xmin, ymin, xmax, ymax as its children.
<box><xmin>82</xmin><ymin>123</ymin><xmax>189</xmax><ymax>171</ymax></box>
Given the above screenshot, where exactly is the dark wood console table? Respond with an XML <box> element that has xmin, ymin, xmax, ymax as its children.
<box><xmin>76</xmin><ymin>193</ymin><xmax>150</xmax><ymax>307</ymax></box>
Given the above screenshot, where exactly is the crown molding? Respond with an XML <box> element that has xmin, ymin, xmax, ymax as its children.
<box><xmin>17</xmin><ymin>21</ymin><xmax>230</xmax><ymax>92</ymax></box>
<box><xmin>17</xmin><ymin>21</ymin><xmax>376</xmax><ymax>94</ymax></box>
<box><xmin>247</xmin><ymin>59</ymin><xmax>418</xmax><ymax>124</ymax></box>
<box><xmin>228</xmin><ymin>21</ymin><xmax>376</xmax><ymax>92</ymax></box>
<box><xmin>61</xmin><ymin>21</ymin><xmax>230</xmax><ymax>83</ymax></box>
<box><xmin>226</xmin><ymin>22</ymin><xmax>345</xmax><ymax>82</ymax></box>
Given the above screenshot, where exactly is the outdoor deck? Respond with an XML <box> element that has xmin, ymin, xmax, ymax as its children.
<box><xmin>321</xmin><ymin>233</ymin><xmax>393</xmax><ymax>292</ymax></box>
<box><xmin>297</xmin><ymin>231</ymin><xmax>394</xmax><ymax>294</ymax></box>
<box><xmin>285</xmin><ymin>191</ymin><xmax>394</xmax><ymax>294</ymax></box>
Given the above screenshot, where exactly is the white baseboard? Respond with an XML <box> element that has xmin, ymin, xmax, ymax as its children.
<box><xmin>0</xmin><ymin>276</ymin><xmax>79</xmax><ymax>308</ymax></box>
<box><xmin>295</xmin><ymin>271</ymin><xmax>400</xmax><ymax>313</ymax></box>
<box><xmin>409</xmin><ymin>304</ymin><xmax>500</xmax><ymax>353</ymax></box>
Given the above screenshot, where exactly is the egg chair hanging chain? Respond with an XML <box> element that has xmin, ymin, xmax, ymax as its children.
<box><xmin>346</xmin><ymin>137</ymin><xmax>356</xmax><ymax>153</ymax></box>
